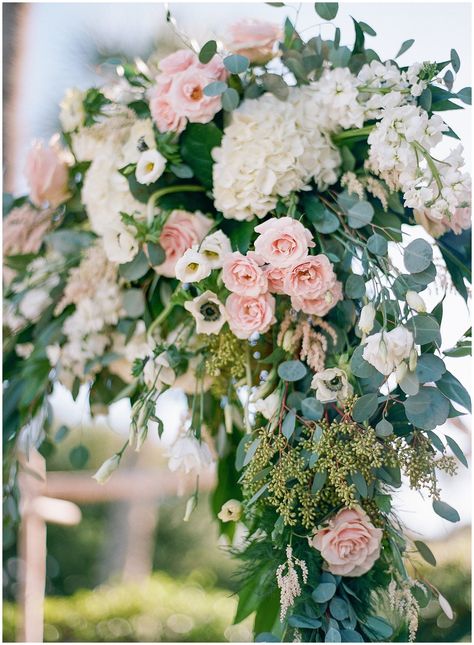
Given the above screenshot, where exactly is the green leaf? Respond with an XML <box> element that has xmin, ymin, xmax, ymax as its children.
<box><xmin>302</xmin><ymin>194</ymin><xmax>340</xmax><ymax>233</ymax></box>
<box><xmin>374</xmin><ymin>493</ymin><xmax>391</xmax><ymax>513</ymax></box>
<box><xmin>364</xmin><ymin>616</ymin><xmax>393</xmax><ymax>640</ymax></box>
<box><xmin>350</xmin><ymin>346</ymin><xmax>378</xmax><ymax>379</ymax></box>
<box><xmin>180</xmin><ymin>122</ymin><xmax>222</xmax><ymax>189</ymax></box>
<box><xmin>399</xmin><ymin>370</ymin><xmax>419</xmax><ymax>396</ymax></box>
<box><xmin>314</xmin><ymin>3</ymin><xmax>338</xmax><ymax>20</ymax></box>
<box><xmin>313</xmin><ymin>582</ymin><xmax>336</xmax><ymax>603</ymax></box>
<box><xmin>221</xmin><ymin>87</ymin><xmax>240</xmax><ymax>111</ymax></box>
<box><xmin>301</xmin><ymin>397</ymin><xmax>324</xmax><ymax>421</ymax></box>
<box><xmin>359</xmin><ymin>21</ymin><xmax>376</xmax><ymax>36</ymax></box>
<box><xmin>457</xmin><ymin>87</ymin><xmax>471</xmax><ymax>105</ymax></box>
<box><xmin>416</xmin><ymin>354</ymin><xmax>446</xmax><ymax>383</ymax></box>
<box><xmin>247</xmin><ymin>483</ymin><xmax>269</xmax><ymax>505</ymax></box>
<box><xmin>203</xmin><ymin>81</ymin><xmax>228</xmax><ymax>97</ymax></box>
<box><xmin>255</xmin><ymin>633</ymin><xmax>280</xmax><ymax>642</ymax></box>
<box><xmin>445</xmin><ymin>435</ymin><xmax>468</xmax><ymax>467</ymax></box>
<box><xmin>325</xmin><ymin>628</ymin><xmax>341</xmax><ymax>643</ymax></box>
<box><xmin>46</xmin><ymin>230</ymin><xmax>94</xmax><ymax>255</ymax></box>
<box><xmin>450</xmin><ymin>48</ymin><xmax>461</xmax><ymax>73</ymax></box>
<box><xmin>341</xmin><ymin>629</ymin><xmax>364</xmax><ymax>642</ymax></box>
<box><xmin>330</xmin><ymin>597</ymin><xmax>349</xmax><ymax>620</ymax></box>
<box><xmin>418</xmin><ymin>87</ymin><xmax>432</xmax><ymax>112</ymax></box>
<box><xmin>375</xmin><ymin>418</ymin><xmax>393</xmax><ymax>438</ymax></box>
<box><xmin>351</xmin><ymin>471</ymin><xmax>368</xmax><ymax>497</ymax></box>
<box><xmin>340</xmin><ymin>146</ymin><xmax>355</xmax><ymax>171</ymax></box>
<box><xmin>352</xmin><ymin>393</ymin><xmax>378</xmax><ymax>422</ymax></box>
<box><xmin>243</xmin><ymin>437</ymin><xmax>261</xmax><ymax>467</ymax></box>
<box><xmin>54</xmin><ymin>425</ymin><xmax>69</xmax><ymax>443</ymax></box>
<box><xmin>432</xmin><ymin>499</ymin><xmax>460</xmax><ymax>523</ymax></box>
<box><xmin>69</xmin><ymin>445</ymin><xmax>89</xmax><ymax>468</ymax></box>
<box><xmin>436</xmin><ymin>370</ymin><xmax>471</xmax><ymax>411</ymax></box>
<box><xmin>278</xmin><ymin>360</ymin><xmax>307</xmax><ymax>382</ymax></box>
<box><xmin>395</xmin><ymin>39</ymin><xmax>414</xmax><ymax>58</ymax></box>
<box><xmin>288</xmin><ymin>615</ymin><xmax>322</xmax><ymax>629</ymax></box>
<box><xmin>261</xmin><ymin>73</ymin><xmax>289</xmax><ymax>100</ymax></box>
<box><xmin>404</xmin><ymin>239</ymin><xmax>433</xmax><ymax>273</ymax></box>
<box><xmin>311</xmin><ymin>470</ymin><xmax>327</xmax><ymax>493</ymax></box>
<box><xmin>345</xmin><ymin>274</ymin><xmax>366</xmax><ymax>299</ymax></box>
<box><xmin>426</xmin><ymin>429</ymin><xmax>445</xmax><ymax>452</ymax></box>
<box><xmin>147</xmin><ymin>242</ymin><xmax>165</xmax><ymax>267</ymax></box>
<box><xmin>403</xmin><ymin>386</ymin><xmax>450</xmax><ymax>430</ymax></box>
<box><xmin>367</xmin><ymin>233</ymin><xmax>388</xmax><ymax>256</ymax></box>
<box><xmin>282</xmin><ymin>410</ymin><xmax>296</xmax><ymax>440</ymax></box>
<box><xmin>414</xmin><ymin>540</ymin><xmax>437</xmax><ymax>566</ymax></box>
<box><xmin>224</xmin><ymin>54</ymin><xmax>249</xmax><ymax>74</ymax></box>
<box><xmin>199</xmin><ymin>40</ymin><xmax>217</xmax><ymax>64</ymax></box>
<box><xmin>347</xmin><ymin>200</ymin><xmax>374</xmax><ymax>228</ymax></box>
<box><xmin>119</xmin><ymin>249</ymin><xmax>150</xmax><ymax>281</ymax></box>
<box><xmin>406</xmin><ymin>314</ymin><xmax>441</xmax><ymax>345</ymax></box>
<box><xmin>123</xmin><ymin>289</ymin><xmax>145</xmax><ymax>318</ymax></box>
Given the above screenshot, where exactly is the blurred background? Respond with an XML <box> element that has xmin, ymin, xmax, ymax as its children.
<box><xmin>2</xmin><ymin>2</ymin><xmax>471</xmax><ymax>642</ymax></box>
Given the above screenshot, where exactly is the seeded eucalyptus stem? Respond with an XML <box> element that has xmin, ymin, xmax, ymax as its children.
<box><xmin>146</xmin><ymin>184</ymin><xmax>206</xmax><ymax>224</ymax></box>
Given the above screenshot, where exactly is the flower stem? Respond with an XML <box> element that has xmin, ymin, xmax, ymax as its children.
<box><xmin>147</xmin><ymin>284</ymin><xmax>182</xmax><ymax>341</ymax></box>
<box><xmin>146</xmin><ymin>184</ymin><xmax>205</xmax><ymax>224</ymax></box>
<box><xmin>332</xmin><ymin>125</ymin><xmax>375</xmax><ymax>145</ymax></box>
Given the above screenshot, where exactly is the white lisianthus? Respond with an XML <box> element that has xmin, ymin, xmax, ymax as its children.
<box><xmin>135</xmin><ymin>149</ymin><xmax>167</xmax><ymax>185</ymax></box>
<box><xmin>167</xmin><ymin>435</ymin><xmax>214</xmax><ymax>475</ymax></box>
<box><xmin>102</xmin><ymin>227</ymin><xmax>139</xmax><ymax>264</ymax></box>
<box><xmin>19</xmin><ymin>289</ymin><xmax>52</xmax><ymax>321</ymax></box>
<box><xmin>143</xmin><ymin>352</ymin><xmax>176</xmax><ymax>390</ymax></box>
<box><xmin>218</xmin><ymin>499</ymin><xmax>243</xmax><ymax>522</ymax></box>
<box><xmin>92</xmin><ymin>454</ymin><xmax>121</xmax><ymax>484</ymax></box>
<box><xmin>311</xmin><ymin>368</ymin><xmax>353</xmax><ymax>404</ymax></box>
<box><xmin>358</xmin><ymin>303</ymin><xmax>376</xmax><ymax>335</ymax></box>
<box><xmin>406</xmin><ymin>290</ymin><xmax>426</xmax><ymax>313</ymax></box>
<box><xmin>253</xmin><ymin>390</ymin><xmax>281</xmax><ymax>420</ymax></box>
<box><xmin>59</xmin><ymin>87</ymin><xmax>85</xmax><ymax>132</ymax></box>
<box><xmin>175</xmin><ymin>248</ymin><xmax>212</xmax><ymax>283</ymax></box>
<box><xmin>184</xmin><ymin>291</ymin><xmax>227</xmax><ymax>335</ymax></box>
<box><xmin>363</xmin><ymin>326</ymin><xmax>414</xmax><ymax>376</ymax></box>
<box><xmin>199</xmin><ymin>231</ymin><xmax>232</xmax><ymax>268</ymax></box>
<box><xmin>122</xmin><ymin>118</ymin><xmax>156</xmax><ymax>163</ymax></box>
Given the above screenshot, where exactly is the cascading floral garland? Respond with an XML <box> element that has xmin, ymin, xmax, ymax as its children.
<box><xmin>3</xmin><ymin>3</ymin><xmax>472</xmax><ymax>642</ymax></box>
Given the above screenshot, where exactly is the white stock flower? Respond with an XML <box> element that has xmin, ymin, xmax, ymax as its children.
<box><xmin>253</xmin><ymin>390</ymin><xmax>281</xmax><ymax>420</ymax></box>
<box><xmin>175</xmin><ymin>248</ymin><xmax>212</xmax><ymax>283</ymax></box>
<box><xmin>217</xmin><ymin>499</ymin><xmax>243</xmax><ymax>522</ymax></box>
<box><xmin>59</xmin><ymin>87</ymin><xmax>85</xmax><ymax>132</ymax></box>
<box><xmin>184</xmin><ymin>291</ymin><xmax>227</xmax><ymax>335</ymax></box>
<box><xmin>18</xmin><ymin>289</ymin><xmax>51</xmax><ymax>321</ymax></box>
<box><xmin>363</xmin><ymin>326</ymin><xmax>414</xmax><ymax>376</ymax></box>
<box><xmin>167</xmin><ymin>434</ymin><xmax>214</xmax><ymax>474</ymax></box>
<box><xmin>311</xmin><ymin>368</ymin><xmax>353</xmax><ymax>404</ymax></box>
<box><xmin>358</xmin><ymin>303</ymin><xmax>376</xmax><ymax>335</ymax></box>
<box><xmin>199</xmin><ymin>231</ymin><xmax>232</xmax><ymax>268</ymax></box>
<box><xmin>135</xmin><ymin>149</ymin><xmax>167</xmax><ymax>185</ymax></box>
<box><xmin>406</xmin><ymin>290</ymin><xmax>426</xmax><ymax>313</ymax></box>
<box><xmin>143</xmin><ymin>352</ymin><xmax>176</xmax><ymax>390</ymax></box>
<box><xmin>92</xmin><ymin>454</ymin><xmax>121</xmax><ymax>484</ymax></box>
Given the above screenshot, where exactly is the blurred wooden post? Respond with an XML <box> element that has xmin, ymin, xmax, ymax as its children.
<box><xmin>17</xmin><ymin>450</ymin><xmax>82</xmax><ymax>643</ymax></box>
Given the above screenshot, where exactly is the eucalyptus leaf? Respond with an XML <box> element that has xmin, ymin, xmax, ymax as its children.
<box><xmin>288</xmin><ymin>616</ymin><xmax>322</xmax><ymax>629</ymax></box>
<box><xmin>282</xmin><ymin>410</ymin><xmax>296</xmax><ymax>440</ymax></box>
<box><xmin>313</xmin><ymin>582</ymin><xmax>336</xmax><ymax>603</ymax></box>
<box><xmin>345</xmin><ymin>274</ymin><xmax>366</xmax><ymax>299</ymax></box>
<box><xmin>301</xmin><ymin>397</ymin><xmax>324</xmax><ymax>420</ymax></box>
<box><xmin>375</xmin><ymin>418</ymin><xmax>393</xmax><ymax>438</ymax></box>
<box><xmin>314</xmin><ymin>2</ymin><xmax>338</xmax><ymax>20</ymax></box>
<box><xmin>432</xmin><ymin>499</ymin><xmax>460</xmax><ymax>523</ymax></box>
<box><xmin>199</xmin><ymin>40</ymin><xmax>217</xmax><ymax>64</ymax></box>
<box><xmin>330</xmin><ymin>597</ymin><xmax>349</xmax><ymax>620</ymax></box>
<box><xmin>406</xmin><ymin>314</ymin><xmax>441</xmax><ymax>345</ymax></box>
<box><xmin>416</xmin><ymin>354</ymin><xmax>446</xmax><ymax>383</ymax></box>
<box><xmin>414</xmin><ymin>540</ymin><xmax>437</xmax><ymax>566</ymax></box>
<box><xmin>404</xmin><ymin>239</ymin><xmax>433</xmax><ymax>273</ymax></box>
<box><xmin>119</xmin><ymin>249</ymin><xmax>150</xmax><ymax>281</ymax></box>
<box><xmin>203</xmin><ymin>81</ymin><xmax>228</xmax><ymax>97</ymax></box>
<box><xmin>325</xmin><ymin>628</ymin><xmax>341</xmax><ymax>643</ymax></box>
<box><xmin>403</xmin><ymin>387</ymin><xmax>450</xmax><ymax>430</ymax></box>
<box><xmin>451</xmin><ymin>48</ymin><xmax>461</xmax><ymax>73</ymax></box>
<box><xmin>261</xmin><ymin>73</ymin><xmax>289</xmax><ymax>100</ymax></box>
<box><xmin>395</xmin><ymin>39</ymin><xmax>415</xmax><ymax>58</ymax></box>
<box><xmin>243</xmin><ymin>437</ymin><xmax>261</xmax><ymax>467</ymax></box>
<box><xmin>278</xmin><ymin>360</ymin><xmax>307</xmax><ymax>382</ymax></box>
<box><xmin>311</xmin><ymin>470</ymin><xmax>327</xmax><ymax>493</ymax></box>
<box><xmin>123</xmin><ymin>289</ymin><xmax>145</xmax><ymax>318</ymax></box>
<box><xmin>69</xmin><ymin>445</ymin><xmax>89</xmax><ymax>468</ymax></box>
<box><xmin>436</xmin><ymin>370</ymin><xmax>471</xmax><ymax>411</ymax></box>
<box><xmin>147</xmin><ymin>242</ymin><xmax>166</xmax><ymax>267</ymax></box>
<box><xmin>457</xmin><ymin>87</ymin><xmax>471</xmax><ymax>105</ymax></box>
<box><xmin>347</xmin><ymin>200</ymin><xmax>374</xmax><ymax>228</ymax></box>
<box><xmin>221</xmin><ymin>87</ymin><xmax>240</xmax><ymax>111</ymax></box>
<box><xmin>352</xmin><ymin>393</ymin><xmax>378</xmax><ymax>422</ymax></box>
<box><xmin>445</xmin><ymin>435</ymin><xmax>468</xmax><ymax>467</ymax></box>
<box><xmin>351</xmin><ymin>471</ymin><xmax>368</xmax><ymax>497</ymax></box>
<box><xmin>367</xmin><ymin>233</ymin><xmax>388</xmax><ymax>256</ymax></box>
<box><xmin>224</xmin><ymin>54</ymin><xmax>249</xmax><ymax>74</ymax></box>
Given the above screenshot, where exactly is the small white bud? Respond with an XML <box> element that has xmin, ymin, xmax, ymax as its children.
<box><xmin>395</xmin><ymin>361</ymin><xmax>408</xmax><ymax>384</ymax></box>
<box><xmin>406</xmin><ymin>291</ymin><xmax>426</xmax><ymax>313</ymax></box>
<box><xmin>224</xmin><ymin>402</ymin><xmax>233</xmax><ymax>434</ymax></box>
<box><xmin>92</xmin><ymin>454</ymin><xmax>121</xmax><ymax>485</ymax></box>
<box><xmin>282</xmin><ymin>330</ymin><xmax>295</xmax><ymax>352</ymax></box>
<box><xmin>183</xmin><ymin>494</ymin><xmax>197</xmax><ymax>522</ymax></box>
<box><xmin>409</xmin><ymin>348</ymin><xmax>418</xmax><ymax>372</ymax></box>
<box><xmin>217</xmin><ymin>499</ymin><xmax>243</xmax><ymax>522</ymax></box>
<box><xmin>358</xmin><ymin>304</ymin><xmax>376</xmax><ymax>334</ymax></box>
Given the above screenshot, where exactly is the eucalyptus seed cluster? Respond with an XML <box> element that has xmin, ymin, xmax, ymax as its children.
<box><xmin>394</xmin><ymin>433</ymin><xmax>457</xmax><ymax>499</ymax></box>
<box><xmin>201</xmin><ymin>329</ymin><xmax>246</xmax><ymax>395</ymax></box>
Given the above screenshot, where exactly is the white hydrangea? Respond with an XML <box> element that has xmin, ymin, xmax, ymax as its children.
<box><xmin>212</xmin><ymin>89</ymin><xmax>341</xmax><ymax>221</ymax></box>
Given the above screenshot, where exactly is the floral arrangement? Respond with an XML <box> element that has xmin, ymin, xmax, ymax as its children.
<box><xmin>3</xmin><ymin>3</ymin><xmax>472</xmax><ymax>642</ymax></box>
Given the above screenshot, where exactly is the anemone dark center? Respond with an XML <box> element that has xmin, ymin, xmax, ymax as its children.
<box><xmin>200</xmin><ymin>302</ymin><xmax>220</xmax><ymax>321</ymax></box>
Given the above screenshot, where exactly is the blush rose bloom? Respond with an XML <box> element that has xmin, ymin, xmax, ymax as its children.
<box><xmin>222</xmin><ymin>252</ymin><xmax>268</xmax><ymax>296</ymax></box>
<box><xmin>150</xmin><ymin>50</ymin><xmax>227</xmax><ymax>133</ymax></box>
<box><xmin>284</xmin><ymin>254</ymin><xmax>337</xmax><ymax>300</ymax></box>
<box><xmin>25</xmin><ymin>140</ymin><xmax>70</xmax><ymax>208</ymax></box>
<box><xmin>291</xmin><ymin>280</ymin><xmax>343</xmax><ymax>316</ymax></box>
<box><xmin>226</xmin><ymin>292</ymin><xmax>276</xmax><ymax>339</ymax></box>
<box><xmin>225</xmin><ymin>19</ymin><xmax>282</xmax><ymax>64</ymax></box>
<box><xmin>254</xmin><ymin>217</ymin><xmax>315</xmax><ymax>268</ymax></box>
<box><xmin>154</xmin><ymin>210</ymin><xmax>213</xmax><ymax>278</ymax></box>
<box><xmin>265</xmin><ymin>265</ymin><xmax>288</xmax><ymax>294</ymax></box>
<box><xmin>309</xmin><ymin>507</ymin><xmax>382</xmax><ymax>577</ymax></box>
<box><xmin>445</xmin><ymin>206</ymin><xmax>471</xmax><ymax>235</ymax></box>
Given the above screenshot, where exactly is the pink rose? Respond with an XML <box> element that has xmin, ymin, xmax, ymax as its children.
<box><xmin>444</xmin><ymin>206</ymin><xmax>471</xmax><ymax>235</ymax></box>
<box><xmin>254</xmin><ymin>217</ymin><xmax>314</xmax><ymax>268</ymax></box>
<box><xmin>226</xmin><ymin>292</ymin><xmax>276</xmax><ymax>339</ymax></box>
<box><xmin>222</xmin><ymin>252</ymin><xmax>268</xmax><ymax>296</ymax></box>
<box><xmin>291</xmin><ymin>280</ymin><xmax>343</xmax><ymax>316</ymax></box>
<box><xmin>25</xmin><ymin>140</ymin><xmax>70</xmax><ymax>208</ymax></box>
<box><xmin>225</xmin><ymin>19</ymin><xmax>282</xmax><ymax>64</ymax></box>
<box><xmin>150</xmin><ymin>94</ymin><xmax>187</xmax><ymax>134</ymax></box>
<box><xmin>264</xmin><ymin>265</ymin><xmax>288</xmax><ymax>294</ymax></box>
<box><xmin>284</xmin><ymin>255</ymin><xmax>337</xmax><ymax>300</ymax></box>
<box><xmin>309</xmin><ymin>507</ymin><xmax>383</xmax><ymax>577</ymax></box>
<box><xmin>155</xmin><ymin>210</ymin><xmax>213</xmax><ymax>278</ymax></box>
<box><xmin>158</xmin><ymin>50</ymin><xmax>196</xmax><ymax>74</ymax></box>
<box><xmin>167</xmin><ymin>67</ymin><xmax>223</xmax><ymax>124</ymax></box>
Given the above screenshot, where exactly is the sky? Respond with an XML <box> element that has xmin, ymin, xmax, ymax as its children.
<box><xmin>9</xmin><ymin>1</ymin><xmax>472</xmax><ymax>540</ymax></box>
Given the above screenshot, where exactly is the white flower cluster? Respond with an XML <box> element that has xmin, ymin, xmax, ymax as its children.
<box><xmin>212</xmin><ymin>88</ymin><xmax>341</xmax><ymax>221</ymax></box>
<box><xmin>47</xmin><ymin>244</ymin><xmax>125</xmax><ymax>389</ymax></box>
